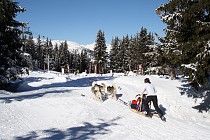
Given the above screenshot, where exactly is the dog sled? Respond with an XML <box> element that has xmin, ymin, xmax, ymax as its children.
<box><xmin>129</xmin><ymin>94</ymin><xmax>160</xmax><ymax>118</ymax></box>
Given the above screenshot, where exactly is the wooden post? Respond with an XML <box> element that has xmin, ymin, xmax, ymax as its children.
<box><xmin>94</xmin><ymin>64</ymin><xmax>97</xmax><ymax>74</ymax></box>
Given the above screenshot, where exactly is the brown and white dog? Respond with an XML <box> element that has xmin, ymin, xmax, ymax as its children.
<box><xmin>106</xmin><ymin>84</ymin><xmax>117</xmax><ymax>100</ymax></box>
<box><xmin>91</xmin><ymin>82</ymin><xmax>105</xmax><ymax>102</ymax></box>
<box><xmin>91</xmin><ymin>81</ymin><xmax>117</xmax><ymax>102</ymax></box>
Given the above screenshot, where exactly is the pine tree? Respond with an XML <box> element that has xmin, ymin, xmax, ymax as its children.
<box><xmin>59</xmin><ymin>41</ymin><xmax>69</xmax><ymax>67</ymax></box>
<box><xmin>20</xmin><ymin>31</ymin><xmax>34</xmax><ymax>70</ymax></box>
<box><xmin>110</xmin><ymin>37</ymin><xmax>121</xmax><ymax>72</ymax></box>
<box><xmin>63</xmin><ymin>41</ymin><xmax>69</xmax><ymax>65</ymax></box>
<box><xmin>80</xmin><ymin>49</ymin><xmax>89</xmax><ymax>72</ymax></box>
<box><xmin>147</xmin><ymin>32</ymin><xmax>155</xmax><ymax>46</ymax></box>
<box><xmin>68</xmin><ymin>51</ymin><xmax>74</xmax><ymax>71</ymax></box>
<box><xmin>134</xmin><ymin>27</ymin><xmax>149</xmax><ymax>73</ymax></box>
<box><xmin>52</xmin><ymin>43</ymin><xmax>60</xmax><ymax>71</ymax></box>
<box><xmin>117</xmin><ymin>37</ymin><xmax>126</xmax><ymax>72</ymax></box>
<box><xmin>121</xmin><ymin>35</ymin><xmax>130</xmax><ymax>72</ymax></box>
<box><xmin>25</xmin><ymin>34</ymin><xmax>35</xmax><ymax>58</ymax></box>
<box><xmin>128</xmin><ymin>36</ymin><xmax>141</xmax><ymax>71</ymax></box>
<box><xmin>36</xmin><ymin>35</ymin><xmax>44</xmax><ymax>69</ymax></box>
<box><xmin>144</xmin><ymin>32</ymin><xmax>158</xmax><ymax>74</ymax></box>
<box><xmin>156</xmin><ymin>32</ymin><xmax>181</xmax><ymax>77</ymax></box>
<box><xmin>72</xmin><ymin>50</ymin><xmax>80</xmax><ymax>72</ymax></box>
<box><xmin>109</xmin><ymin>27</ymin><xmax>156</xmax><ymax>73</ymax></box>
<box><xmin>93</xmin><ymin>30</ymin><xmax>108</xmax><ymax>74</ymax></box>
<box><xmin>156</xmin><ymin>0</ymin><xmax>210</xmax><ymax>88</ymax></box>
<box><xmin>48</xmin><ymin>40</ymin><xmax>54</xmax><ymax>70</ymax></box>
<box><xmin>0</xmin><ymin>0</ymin><xmax>26</xmax><ymax>89</ymax></box>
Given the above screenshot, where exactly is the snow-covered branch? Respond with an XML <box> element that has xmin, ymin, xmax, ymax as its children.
<box><xmin>196</xmin><ymin>21</ymin><xmax>210</xmax><ymax>26</ymax></box>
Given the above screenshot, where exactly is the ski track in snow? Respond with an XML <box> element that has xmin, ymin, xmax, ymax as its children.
<box><xmin>0</xmin><ymin>71</ymin><xmax>210</xmax><ymax>140</ymax></box>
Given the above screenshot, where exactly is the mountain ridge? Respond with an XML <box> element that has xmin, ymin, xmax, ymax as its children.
<box><xmin>33</xmin><ymin>38</ymin><xmax>111</xmax><ymax>52</ymax></box>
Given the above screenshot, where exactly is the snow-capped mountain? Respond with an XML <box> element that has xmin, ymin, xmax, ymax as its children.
<box><xmin>50</xmin><ymin>40</ymin><xmax>95</xmax><ymax>52</ymax></box>
<box><xmin>52</xmin><ymin>40</ymin><xmax>111</xmax><ymax>53</ymax></box>
<box><xmin>33</xmin><ymin>38</ymin><xmax>111</xmax><ymax>53</ymax></box>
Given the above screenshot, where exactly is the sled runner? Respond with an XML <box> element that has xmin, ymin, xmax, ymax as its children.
<box><xmin>130</xmin><ymin>104</ymin><xmax>166</xmax><ymax>121</ymax></box>
<box><xmin>129</xmin><ymin>94</ymin><xmax>160</xmax><ymax>119</ymax></box>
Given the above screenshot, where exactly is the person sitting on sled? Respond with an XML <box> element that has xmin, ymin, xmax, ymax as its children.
<box><xmin>130</xmin><ymin>95</ymin><xmax>146</xmax><ymax>111</ymax></box>
<box><xmin>130</xmin><ymin>96</ymin><xmax>141</xmax><ymax>110</ymax></box>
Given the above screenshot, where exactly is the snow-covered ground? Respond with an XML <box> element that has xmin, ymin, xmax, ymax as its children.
<box><xmin>0</xmin><ymin>71</ymin><xmax>210</xmax><ymax>140</ymax></box>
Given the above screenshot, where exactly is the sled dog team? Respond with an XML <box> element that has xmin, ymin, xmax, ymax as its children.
<box><xmin>91</xmin><ymin>78</ymin><xmax>166</xmax><ymax>121</ymax></box>
<box><xmin>91</xmin><ymin>81</ymin><xmax>117</xmax><ymax>102</ymax></box>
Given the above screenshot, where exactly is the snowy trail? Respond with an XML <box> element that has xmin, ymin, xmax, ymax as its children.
<box><xmin>0</xmin><ymin>71</ymin><xmax>210</xmax><ymax>140</ymax></box>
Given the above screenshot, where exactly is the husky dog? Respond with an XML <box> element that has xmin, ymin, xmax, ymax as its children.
<box><xmin>91</xmin><ymin>82</ymin><xmax>105</xmax><ymax>102</ymax></box>
<box><xmin>91</xmin><ymin>81</ymin><xmax>117</xmax><ymax>102</ymax></box>
<box><xmin>106</xmin><ymin>85</ymin><xmax>117</xmax><ymax>100</ymax></box>
<box><xmin>91</xmin><ymin>85</ymin><xmax>102</xmax><ymax>101</ymax></box>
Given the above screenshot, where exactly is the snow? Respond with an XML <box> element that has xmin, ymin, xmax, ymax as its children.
<box><xmin>51</xmin><ymin>40</ymin><xmax>91</xmax><ymax>52</ymax></box>
<box><xmin>0</xmin><ymin>71</ymin><xmax>210</xmax><ymax>140</ymax></box>
<box><xmin>33</xmin><ymin>38</ymin><xmax>112</xmax><ymax>53</ymax></box>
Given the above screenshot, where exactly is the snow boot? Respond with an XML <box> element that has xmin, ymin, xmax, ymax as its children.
<box><xmin>160</xmin><ymin>115</ymin><xmax>166</xmax><ymax>122</ymax></box>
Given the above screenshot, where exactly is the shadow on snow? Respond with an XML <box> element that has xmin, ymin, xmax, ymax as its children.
<box><xmin>10</xmin><ymin>76</ymin><xmax>115</xmax><ymax>92</ymax></box>
<box><xmin>177</xmin><ymin>77</ymin><xmax>210</xmax><ymax>112</ymax></box>
<box><xmin>0</xmin><ymin>89</ymin><xmax>73</xmax><ymax>103</ymax></box>
<box><xmin>14</xmin><ymin>117</ymin><xmax>121</xmax><ymax>140</ymax></box>
<box><xmin>0</xmin><ymin>76</ymin><xmax>115</xmax><ymax>104</ymax></box>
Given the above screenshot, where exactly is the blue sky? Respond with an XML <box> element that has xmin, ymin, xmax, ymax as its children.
<box><xmin>15</xmin><ymin>0</ymin><xmax>168</xmax><ymax>45</ymax></box>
